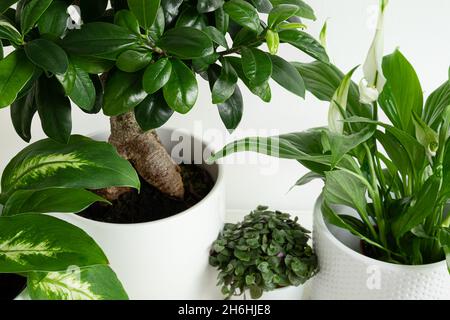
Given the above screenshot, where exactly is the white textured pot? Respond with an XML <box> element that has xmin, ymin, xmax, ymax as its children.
<box><xmin>57</xmin><ymin>128</ymin><xmax>226</xmax><ymax>299</ymax></box>
<box><xmin>231</xmin><ymin>286</ymin><xmax>305</xmax><ymax>300</ymax></box>
<box><xmin>309</xmin><ymin>197</ymin><xmax>450</xmax><ymax>300</ymax></box>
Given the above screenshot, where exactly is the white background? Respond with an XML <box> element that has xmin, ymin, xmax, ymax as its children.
<box><xmin>0</xmin><ymin>0</ymin><xmax>449</xmax><ymax>212</ymax></box>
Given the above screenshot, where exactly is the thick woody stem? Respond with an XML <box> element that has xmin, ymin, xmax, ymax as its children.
<box><xmin>100</xmin><ymin>112</ymin><xmax>185</xmax><ymax>201</ymax></box>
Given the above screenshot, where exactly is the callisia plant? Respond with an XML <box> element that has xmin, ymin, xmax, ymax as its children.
<box><xmin>211</xmin><ymin>0</ymin><xmax>450</xmax><ymax>270</ymax></box>
<box><xmin>209</xmin><ymin>206</ymin><xmax>318</xmax><ymax>299</ymax></box>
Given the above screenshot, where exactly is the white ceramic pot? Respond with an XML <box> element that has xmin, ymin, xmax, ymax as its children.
<box><xmin>231</xmin><ymin>286</ymin><xmax>305</xmax><ymax>300</ymax></box>
<box><xmin>57</xmin><ymin>128</ymin><xmax>226</xmax><ymax>300</ymax></box>
<box><xmin>309</xmin><ymin>197</ymin><xmax>450</xmax><ymax>300</ymax></box>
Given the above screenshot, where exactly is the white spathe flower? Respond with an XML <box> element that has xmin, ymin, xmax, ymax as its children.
<box><xmin>359</xmin><ymin>0</ymin><xmax>389</xmax><ymax>104</ymax></box>
<box><xmin>67</xmin><ymin>5</ymin><xmax>83</xmax><ymax>30</ymax></box>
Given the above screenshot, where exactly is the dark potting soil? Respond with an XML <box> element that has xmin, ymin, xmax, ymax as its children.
<box><xmin>0</xmin><ymin>274</ymin><xmax>26</xmax><ymax>300</ymax></box>
<box><xmin>77</xmin><ymin>164</ymin><xmax>214</xmax><ymax>224</ymax></box>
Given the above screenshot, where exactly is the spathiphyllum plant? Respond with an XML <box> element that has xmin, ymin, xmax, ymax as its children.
<box><xmin>0</xmin><ymin>0</ymin><xmax>326</xmax><ymax>202</ymax></box>
<box><xmin>209</xmin><ymin>206</ymin><xmax>317</xmax><ymax>299</ymax></box>
<box><xmin>211</xmin><ymin>0</ymin><xmax>450</xmax><ymax>271</ymax></box>
<box><xmin>0</xmin><ymin>135</ymin><xmax>139</xmax><ymax>299</ymax></box>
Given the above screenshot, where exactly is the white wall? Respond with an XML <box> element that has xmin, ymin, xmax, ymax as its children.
<box><xmin>0</xmin><ymin>0</ymin><xmax>449</xmax><ymax>211</ymax></box>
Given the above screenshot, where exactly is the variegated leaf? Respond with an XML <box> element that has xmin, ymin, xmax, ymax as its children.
<box><xmin>1</xmin><ymin>188</ymin><xmax>109</xmax><ymax>216</ymax></box>
<box><xmin>0</xmin><ymin>214</ymin><xmax>107</xmax><ymax>272</ymax></box>
<box><xmin>0</xmin><ymin>135</ymin><xmax>139</xmax><ymax>203</ymax></box>
<box><xmin>27</xmin><ymin>265</ymin><xmax>128</xmax><ymax>300</ymax></box>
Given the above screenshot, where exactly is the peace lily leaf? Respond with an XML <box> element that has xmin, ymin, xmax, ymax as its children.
<box><xmin>68</xmin><ymin>65</ymin><xmax>96</xmax><ymax>112</ymax></box>
<box><xmin>0</xmin><ymin>214</ymin><xmax>107</xmax><ymax>273</ymax></box>
<box><xmin>134</xmin><ymin>91</ymin><xmax>174</xmax><ymax>131</ymax></box>
<box><xmin>279</xmin><ymin>29</ymin><xmax>329</xmax><ymax>63</ymax></box>
<box><xmin>224</xmin><ymin>0</ymin><xmax>262</xmax><ymax>34</ymax></box>
<box><xmin>379</xmin><ymin>49</ymin><xmax>423</xmax><ymax>133</ymax></box>
<box><xmin>0</xmin><ymin>135</ymin><xmax>140</xmax><ymax>201</ymax></box>
<box><xmin>116</xmin><ymin>49</ymin><xmax>152</xmax><ymax>73</ymax></box>
<box><xmin>37</xmin><ymin>0</ymin><xmax>69</xmax><ymax>38</ymax></box>
<box><xmin>290</xmin><ymin>171</ymin><xmax>323</xmax><ymax>190</ymax></box>
<box><xmin>0</xmin><ymin>0</ymin><xmax>19</xmax><ymax>14</ymax></box>
<box><xmin>20</xmin><ymin>0</ymin><xmax>53</xmax><ymax>35</ymax></box>
<box><xmin>211</xmin><ymin>60</ymin><xmax>238</xmax><ymax>104</ymax></box>
<box><xmin>268</xmin><ymin>4</ymin><xmax>299</xmax><ymax>29</ymax></box>
<box><xmin>2</xmin><ymin>188</ymin><xmax>108</xmax><ymax>216</ymax></box>
<box><xmin>0</xmin><ymin>50</ymin><xmax>35</xmax><ymax>108</ymax></box>
<box><xmin>241</xmin><ymin>47</ymin><xmax>272</xmax><ymax>86</ymax></box>
<box><xmin>114</xmin><ymin>9</ymin><xmax>140</xmax><ymax>35</ymax></box>
<box><xmin>392</xmin><ymin>176</ymin><xmax>441</xmax><ymax>239</ymax></box>
<box><xmin>163</xmin><ymin>58</ymin><xmax>198</xmax><ymax>114</ymax></box>
<box><xmin>36</xmin><ymin>76</ymin><xmax>72</xmax><ymax>144</ymax></box>
<box><xmin>269</xmin><ymin>0</ymin><xmax>316</xmax><ymax>20</ymax></box>
<box><xmin>143</xmin><ymin>58</ymin><xmax>172</xmax><ymax>94</ymax></box>
<box><xmin>270</xmin><ymin>55</ymin><xmax>305</xmax><ymax>98</ymax></box>
<box><xmin>157</xmin><ymin>27</ymin><xmax>214</xmax><ymax>59</ymax></box>
<box><xmin>27</xmin><ymin>265</ymin><xmax>128</xmax><ymax>300</ymax></box>
<box><xmin>25</xmin><ymin>39</ymin><xmax>69</xmax><ymax>75</ymax></box>
<box><xmin>103</xmin><ymin>69</ymin><xmax>147</xmax><ymax>116</ymax></box>
<box><xmin>10</xmin><ymin>83</ymin><xmax>37</xmax><ymax>143</ymax></box>
<box><xmin>423</xmin><ymin>76</ymin><xmax>450</xmax><ymax>130</ymax></box>
<box><xmin>197</xmin><ymin>0</ymin><xmax>224</xmax><ymax>13</ymax></box>
<box><xmin>127</xmin><ymin>0</ymin><xmax>160</xmax><ymax>30</ymax></box>
<box><xmin>0</xmin><ymin>16</ymin><xmax>22</xmax><ymax>45</ymax></box>
<box><xmin>62</xmin><ymin>23</ymin><xmax>139</xmax><ymax>60</ymax></box>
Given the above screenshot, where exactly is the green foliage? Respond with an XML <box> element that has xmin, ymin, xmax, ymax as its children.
<box><xmin>209</xmin><ymin>206</ymin><xmax>318</xmax><ymax>299</ymax></box>
<box><xmin>211</xmin><ymin>49</ymin><xmax>450</xmax><ymax>270</ymax></box>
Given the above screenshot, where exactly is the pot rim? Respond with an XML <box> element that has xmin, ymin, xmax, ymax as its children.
<box><xmin>314</xmin><ymin>195</ymin><xmax>448</xmax><ymax>270</ymax></box>
<box><xmin>65</xmin><ymin>127</ymin><xmax>224</xmax><ymax>228</ymax></box>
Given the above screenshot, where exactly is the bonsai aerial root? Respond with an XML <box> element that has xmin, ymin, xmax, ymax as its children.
<box><xmin>103</xmin><ymin>112</ymin><xmax>184</xmax><ymax>201</ymax></box>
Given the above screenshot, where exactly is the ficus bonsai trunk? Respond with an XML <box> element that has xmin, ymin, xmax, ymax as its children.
<box><xmin>98</xmin><ymin>111</ymin><xmax>184</xmax><ymax>201</ymax></box>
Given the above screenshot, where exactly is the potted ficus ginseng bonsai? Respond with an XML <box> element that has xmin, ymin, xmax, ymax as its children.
<box><xmin>0</xmin><ymin>0</ymin><xmax>326</xmax><ymax>299</ymax></box>
<box><xmin>210</xmin><ymin>0</ymin><xmax>450</xmax><ymax>299</ymax></box>
<box><xmin>0</xmin><ymin>135</ymin><xmax>139</xmax><ymax>300</ymax></box>
<box><xmin>209</xmin><ymin>206</ymin><xmax>317</xmax><ymax>300</ymax></box>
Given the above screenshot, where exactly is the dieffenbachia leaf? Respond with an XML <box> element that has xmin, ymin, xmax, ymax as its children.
<box><xmin>0</xmin><ymin>50</ymin><xmax>35</xmax><ymax>108</ymax></box>
<box><xmin>0</xmin><ymin>135</ymin><xmax>140</xmax><ymax>202</ymax></box>
<box><xmin>0</xmin><ymin>214</ymin><xmax>107</xmax><ymax>273</ymax></box>
<box><xmin>1</xmin><ymin>188</ymin><xmax>108</xmax><ymax>216</ymax></box>
<box><xmin>27</xmin><ymin>265</ymin><xmax>128</xmax><ymax>300</ymax></box>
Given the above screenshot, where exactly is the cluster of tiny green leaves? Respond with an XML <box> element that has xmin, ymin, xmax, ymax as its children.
<box><xmin>0</xmin><ymin>0</ymin><xmax>327</xmax><ymax>144</ymax></box>
<box><xmin>209</xmin><ymin>206</ymin><xmax>318</xmax><ymax>299</ymax></box>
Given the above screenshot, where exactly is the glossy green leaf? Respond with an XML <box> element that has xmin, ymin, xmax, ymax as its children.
<box><xmin>218</xmin><ymin>85</ymin><xmax>243</xmax><ymax>131</ymax></box>
<box><xmin>68</xmin><ymin>65</ymin><xmax>96</xmax><ymax>111</ymax></box>
<box><xmin>0</xmin><ymin>135</ymin><xmax>139</xmax><ymax>200</ymax></box>
<box><xmin>160</xmin><ymin>0</ymin><xmax>183</xmax><ymax>25</ymax></box>
<box><xmin>62</xmin><ymin>22</ymin><xmax>139</xmax><ymax>60</ymax></box>
<box><xmin>204</xmin><ymin>26</ymin><xmax>229</xmax><ymax>49</ymax></box>
<box><xmin>279</xmin><ymin>29</ymin><xmax>329</xmax><ymax>63</ymax></box>
<box><xmin>232</xmin><ymin>27</ymin><xmax>259</xmax><ymax>47</ymax></box>
<box><xmin>269</xmin><ymin>0</ymin><xmax>315</xmax><ymax>20</ymax></box>
<box><xmin>197</xmin><ymin>0</ymin><xmax>224</xmax><ymax>13</ymax></box>
<box><xmin>20</xmin><ymin>0</ymin><xmax>54</xmax><ymax>35</ymax></box>
<box><xmin>0</xmin><ymin>16</ymin><xmax>22</xmax><ymax>45</ymax></box>
<box><xmin>250</xmin><ymin>0</ymin><xmax>273</xmax><ymax>13</ymax></box>
<box><xmin>142</xmin><ymin>58</ymin><xmax>172</xmax><ymax>94</ymax></box>
<box><xmin>270</xmin><ymin>55</ymin><xmax>304</xmax><ymax>98</ymax></box>
<box><xmin>70</xmin><ymin>55</ymin><xmax>114</xmax><ymax>74</ymax></box>
<box><xmin>79</xmin><ymin>0</ymin><xmax>108</xmax><ymax>22</ymax></box>
<box><xmin>134</xmin><ymin>91</ymin><xmax>174</xmax><ymax>131</ymax></box>
<box><xmin>148</xmin><ymin>7</ymin><xmax>165</xmax><ymax>40</ymax></box>
<box><xmin>215</xmin><ymin>7</ymin><xmax>229</xmax><ymax>34</ymax></box>
<box><xmin>103</xmin><ymin>69</ymin><xmax>147</xmax><ymax>116</ymax></box>
<box><xmin>223</xmin><ymin>0</ymin><xmax>261</xmax><ymax>33</ymax></box>
<box><xmin>2</xmin><ymin>188</ymin><xmax>108</xmax><ymax>216</ymax></box>
<box><xmin>0</xmin><ymin>0</ymin><xmax>19</xmax><ymax>14</ymax></box>
<box><xmin>0</xmin><ymin>214</ymin><xmax>107</xmax><ymax>273</ymax></box>
<box><xmin>163</xmin><ymin>58</ymin><xmax>198</xmax><ymax>114</ymax></box>
<box><xmin>55</xmin><ymin>62</ymin><xmax>76</xmax><ymax>94</ymax></box>
<box><xmin>84</xmin><ymin>75</ymin><xmax>104</xmax><ymax>115</ymax></box>
<box><xmin>241</xmin><ymin>47</ymin><xmax>272</xmax><ymax>86</ymax></box>
<box><xmin>423</xmin><ymin>74</ymin><xmax>449</xmax><ymax>130</ymax></box>
<box><xmin>0</xmin><ymin>50</ymin><xmax>35</xmax><ymax>108</ymax></box>
<box><xmin>28</xmin><ymin>265</ymin><xmax>128</xmax><ymax>300</ymax></box>
<box><xmin>114</xmin><ymin>9</ymin><xmax>140</xmax><ymax>35</ymax></box>
<box><xmin>36</xmin><ymin>76</ymin><xmax>71</xmax><ymax>144</ymax></box>
<box><xmin>175</xmin><ymin>6</ymin><xmax>207</xmax><ymax>30</ymax></box>
<box><xmin>265</xmin><ymin>29</ymin><xmax>279</xmax><ymax>54</ymax></box>
<box><xmin>25</xmin><ymin>39</ymin><xmax>69</xmax><ymax>74</ymax></box>
<box><xmin>37</xmin><ymin>0</ymin><xmax>69</xmax><ymax>37</ymax></box>
<box><xmin>157</xmin><ymin>26</ymin><xmax>214</xmax><ymax>59</ymax></box>
<box><xmin>127</xmin><ymin>0</ymin><xmax>160</xmax><ymax>30</ymax></box>
<box><xmin>116</xmin><ymin>49</ymin><xmax>152</xmax><ymax>73</ymax></box>
<box><xmin>379</xmin><ymin>50</ymin><xmax>423</xmax><ymax>133</ymax></box>
<box><xmin>211</xmin><ymin>60</ymin><xmax>238</xmax><ymax>104</ymax></box>
<box><xmin>268</xmin><ymin>4</ymin><xmax>299</xmax><ymax>29</ymax></box>
<box><xmin>10</xmin><ymin>83</ymin><xmax>36</xmax><ymax>142</ymax></box>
